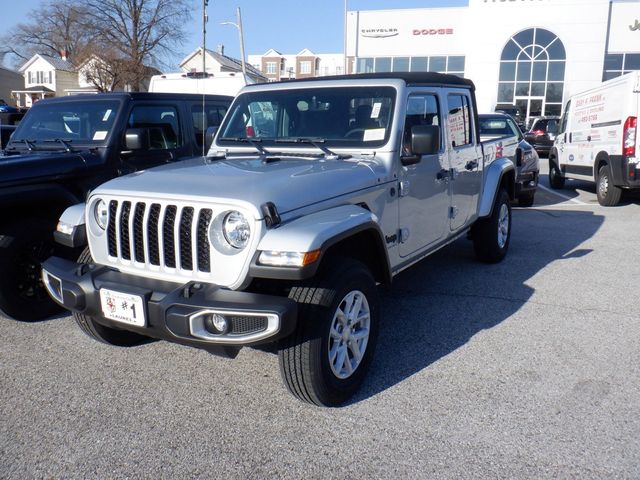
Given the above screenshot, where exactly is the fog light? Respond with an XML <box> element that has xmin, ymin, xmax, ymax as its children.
<box><xmin>204</xmin><ymin>313</ymin><xmax>229</xmax><ymax>335</ymax></box>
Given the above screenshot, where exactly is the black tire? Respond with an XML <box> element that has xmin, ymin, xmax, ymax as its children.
<box><xmin>0</xmin><ymin>219</ymin><xmax>63</xmax><ymax>321</ymax></box>
<box><xmin>278</xmin><ymin>258</ymin><xmax>379</xmax><ymax>407</ymax></box>
<box><xmin>73</xmin><ymin>247</ymin><xmax>149</xmax><ymax>347</ymax></box>
<box><xmin>596</xmin><ymin>164</ymin><xmax>622</xmax><ymax>207</ymax></box>
<box><xmin>548</xmin><ymin>160</ymin><xmax>565</xmax><ymax>189</ymax></box>
<box><xmin>518</xmin><ymin>192</ymin><xmax>535</xmax><ymax>208</ymax></box>
<box><xmin>473</xmin><ymin>189</ymin><xmax>511</xmax><ymax>263</ymax></box>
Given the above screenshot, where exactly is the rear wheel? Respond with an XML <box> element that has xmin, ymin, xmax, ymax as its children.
<box><xmin>0</xmin><ymin>219</ymin><xmax>63</xmax><ymax>321</ymax></box>
<box><xmin>278</xmin><ymin>258</ymin><xmax>379</xmax><ymax>407</ymax></box>
<box><xmin>472</xmin><ymin>189</ymin><xmax>511</xmax><ymax>263</ymax></box>
<box><xmin>73</xmin><ymin>247</ymin><xmax>149</xmax><ymax>347</ymax></box>
<box><xmin>548</xmin><ymin>160</ymin><xmax>565</xmax><ymax>189</ymax></box>
<box><xmin>596</xmin><ymin>164</ymin><xmax>622</xmax><ymax>206</ymax></box>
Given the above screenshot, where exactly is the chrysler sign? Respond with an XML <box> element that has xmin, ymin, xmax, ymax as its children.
<box><xmin>360</xmin><ymin>28</ymin><xmax>398</xmax><ymax>38</ymax></box>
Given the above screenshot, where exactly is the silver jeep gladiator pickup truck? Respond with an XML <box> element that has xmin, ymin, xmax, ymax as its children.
<box><xmin>42</xmin><ymin>73</ymin><xmax>515</xmax><ymax>406</ymax></box>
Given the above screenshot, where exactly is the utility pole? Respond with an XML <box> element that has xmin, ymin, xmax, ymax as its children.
<box><xmin>221</xmin><ymin>8</ymin><xmax>247</xmax><ymax>78</ymax></box>
<box><xmin>343</xmin><ymin>0</ymin><xmax>348</xmax><ymax>74</ymax></box>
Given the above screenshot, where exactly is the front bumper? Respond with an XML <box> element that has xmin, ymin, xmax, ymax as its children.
<box><xmin>41</xmin><ymin>256</ymin><xmax>297</xmax><ymax>353</ymax></box>
<box><xmin>516</xmin><ymin>170</ymin><xmax>538</xmax><ymax>196</ymax></box>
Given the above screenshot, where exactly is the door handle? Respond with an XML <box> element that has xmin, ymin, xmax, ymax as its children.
<box><xmin>465</xmin><ymin>160</ymin><xmax>478</xmax><ymax>171</ymax></box>
<box><xmin>587</xmin><ymin>135</ymin><xmax>591</xmax><ymax>142</ymax></box>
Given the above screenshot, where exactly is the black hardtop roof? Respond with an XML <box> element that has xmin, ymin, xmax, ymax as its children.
<box><xmin>271</xmin><ymin>72</ymin><xmax>475</xmax><ymax>91</ymax></box>
<box><xmin>37</xmin><ymin>92</ymin><xmax>234</xmax><ymax>104</ymax></box>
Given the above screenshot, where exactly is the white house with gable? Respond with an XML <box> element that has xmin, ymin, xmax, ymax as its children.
<box><xmin>12</xmin><ymin>54</ymin><xmax>80</xmax><ymax>107</ymax></box>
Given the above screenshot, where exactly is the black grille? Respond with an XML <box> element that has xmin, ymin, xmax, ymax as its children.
<box><xmin>197</xmin><ymin>209</ymin><xmax>212</xmax><ymax>272</ymax></box>
<box><xmin>230</xmin><ymin>316</ymin><xmax>268</xmax><ymax>335</ymax></box>
<box><xmin>179</xmin><ymin>207</ymin><xmax>194</xmax><ymax>270</ymax></box>
<box><xmin>133</xmin><ymin>202</ymin><xmax>146</xmax><ymax>262</ymax></box>
<box><xmin>107</xmin><ymin>200</ymin><xmax>118</xmax><ymax>257</ymax></box>
<box><xmin>163</xmin><ymin>206</ymin><xmax>177</xmax><ymax>268</ymax></box>
<box><xmin>120</xmin><ymin>201</ymin><xmax>132</xmax><ymax>260</ymax></box>
<box><xmin>147</xmin><ymin>204</ymin><xmax>161</xmax><ymax>266</ymax></box>
<box><xmin>104</xmin><ymin>201</ymin><xmax>214</xmax><ymax>272</ymax></box>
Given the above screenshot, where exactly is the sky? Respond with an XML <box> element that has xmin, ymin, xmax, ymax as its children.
<box><xmin>1</xmin><ymin>0</ymin><xmax>468</xmax><ymax>70</ymax></box>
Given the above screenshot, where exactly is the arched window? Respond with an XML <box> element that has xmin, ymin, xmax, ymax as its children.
<box><xmin>497</xmin><ymin>28</ymin><xmax>566</xmax><ymax>119</ymax></box>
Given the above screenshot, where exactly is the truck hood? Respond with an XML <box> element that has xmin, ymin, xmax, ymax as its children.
<box><xmin>0</xmin><ymin>150</ymin><xmax>91</xmax><ymax>185</ymax></box>
<box><xmin>95</xmin><ymin>155</ymin><xmax>384</xmax><ymax>216</ymax></box>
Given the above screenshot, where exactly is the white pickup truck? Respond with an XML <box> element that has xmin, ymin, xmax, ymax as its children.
<box><xmin>43</xmin><ymin>73</ymin><xmax>516</xmax><ymax>406</ymax></box>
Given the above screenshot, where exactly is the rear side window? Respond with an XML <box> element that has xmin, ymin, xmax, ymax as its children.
<box><xmin>191</xmin><ymin>103</ymin><xmax>228</xmax><ymax>146</ymax></box>
<box><xmin>447</xmin><ymin>94</ymin><xmax>473</xmax><ymax>147</ymax></box>
<box><xmin>128</xmin><ymin>105</ymin><xmax>181</xmax><ymax>150</ymax></box>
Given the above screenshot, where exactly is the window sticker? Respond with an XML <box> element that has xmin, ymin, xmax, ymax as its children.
<box><xmin>371</xmin><ymin>102</ymin><xmax>382</xmax><ymax>119</ymax></box>
<box><xmin>93</xmin><ymin>131</ymin><xmax>108</xmax><ymax>141</ymax></box>
<box><xmin>102</xmin><ymin>109</ymin><xmax>112</xmax><ymax>122</ymax></box>
<box><xmin>363</xmin><ymin>128</ymin><xmax>385</xmax><ymax>141</ymax></box>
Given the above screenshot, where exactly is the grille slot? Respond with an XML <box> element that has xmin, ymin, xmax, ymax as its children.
<box><xmin>163</xmin><ymin>206</ymin><xmax>177</xmax><ymax>268</ymax></box>
<box><xmin>230</xmin><ymin>315</ymin><xmax>268</xmax><ymax>335</ymax></box>
<box><xmin>105</xmin><ymin>200</ymin><xmax>215</xmax><ymax>273</ymax></box>
<box><xmin>197</xmin><ymin>209</ymin><xmax>212</xmax><ymax>272</ymax></box>
<box><xmin>133</xmin><ymin>202</ymin><xmax>146</xmax><ymax>263</ymax></box>
<box><xmin>120</xmin><ymin>201</ymin><xmax>132</xmax><ymax>260</ymax></box>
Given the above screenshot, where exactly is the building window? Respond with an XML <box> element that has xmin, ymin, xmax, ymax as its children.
<box><xmin>300</xmin><ymin>61</ymin><xmax>312</xmax><ymax>74</ymax></box>
<box><xmin>498</xmin><ymin>28</ymin><xmax>566</xmax><ymax>119</ymax></box>
<box><xmin>265</xmin><ymin>62</ymin><xmax>277</xmax><ymax>75</ymax></box>
<box><xmin>357</xmin><ymin>56</ymin><xmax>465</xmax><ymax>76</ymax></box>
<box><xmin>603</xmin><ymin>53</ymin><xmax>640</xmax><ymax>81</ymax></box>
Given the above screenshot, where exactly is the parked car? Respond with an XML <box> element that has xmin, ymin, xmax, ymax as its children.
<box><xmin>494</xmin><ymin>103</ymin><xmax>526</xmax><ymax>132</ymax></box>
<box><xmin>0</xmin><ymin>92</ymin><xmax>232</xmax><ymax>321</ymax></box>
<box><xmin>0</xmin><ymin>124</ymin><xmax>16</xmax><ymax>150</ymax></box>
<box><xmin>479</xmin><ymin>113</ymin><xmax>539</xmax><ymax>207</ymax></box>
<box><xmin>525</xmin><ymin>116</ymin><xmax>560</xmax><ymax>157</ymax></box>
<box><xmin>43</xmin><ymin>72</ymin><xmax>516</xmax><ymax>406</ymax></box>
<box><xmin>550</xmin><ymin>71</ymin><xmax>640</xmax><ymax>206</ymax></box>
<box><xmin>0</xmin><ymin>99</ymin><xmax>19</xmax><ymax>113</ymax></box>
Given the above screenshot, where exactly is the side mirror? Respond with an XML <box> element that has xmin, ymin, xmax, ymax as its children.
<box><xmin>204</xmin><ymin>126</ymin><xmax>218</xmax><ymax>153</ymax></box>
<box><xmin>401</xmin><ymin>125</ymin><xmax>441</xmax><ymax>166</ymax></box>
<box><xmin>124</xmin><ymin>128</ymin><xmax>150</xmax><ymax>151</ymax></box>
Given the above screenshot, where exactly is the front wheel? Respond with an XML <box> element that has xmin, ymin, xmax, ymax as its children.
<box><xmin>548</xmin><ymin>160</ymin><xmax>565</xmax><ymax>189</ymax></box>
<box><xmin>596</xmin><ymin>164</ymin><xmax>622</xmax><ymax>206</ymax></box>
<box><xmin>518</xmin><ymin>192</ymin><xmax>535</xmax><ymax>208</ymax></box>
<box><xmin>472</xmin><ymin>189</ymin><xmax>511</xmax><ymax>263</ymax></box>
<box><xmin>278</xmin><ymin>258</ymin><xmax>379</xmax><ymax>407</ymax></box>
<box><xmin>0</xmin><ymin>219</ymin><xmax>63</xmax><ymax>321</ymax></box>
<box><xmin>73</xmin><ymin>247</ymin><xmax>149</xmax><ymax>347</ymax></box>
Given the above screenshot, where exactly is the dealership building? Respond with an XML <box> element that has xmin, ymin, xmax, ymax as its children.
<box><xmin>346</xmin><ymin>0</ymin><xmax>640</xmax><ymax>120</ymax></box>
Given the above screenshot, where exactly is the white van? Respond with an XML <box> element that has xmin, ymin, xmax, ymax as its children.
<box><xmin>148</xmin><ymin>71</ymin><xmax>256</xmax><ymax>97</ymax></box>
<box><xmin>549</xmin><ymin>71</ymin><xmax>639</xmax><ymax>206</ymax></box>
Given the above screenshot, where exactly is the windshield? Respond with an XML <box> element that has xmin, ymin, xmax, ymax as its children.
<box><xmin>10</xmin><ymin>99</ymin><xmax>121</xmax><ymax>146</ymax></box>
<box><xmin>217</xmin><ymin>86</ymin><xmax>396</xmax><ymax>148</ymax></box>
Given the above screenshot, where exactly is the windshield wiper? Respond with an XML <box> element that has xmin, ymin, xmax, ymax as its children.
<box><xmin>275</xmin><ymin>137</ymin><xmax>351</xmax><ymax>160</ymax></box>
<box><xmin>219</xmin><ymin>137</ymin><xmax>272</xmax><ymax>155</ymax></box>
<box><xmin>51</xmin><ymin>138</ymin><xmax>75</xmax><ymax>152</ymax></box>
<box><xmin>9</xmin><ymin>139</ymin><xmax>37</xmax><ymax>151</ymax></box>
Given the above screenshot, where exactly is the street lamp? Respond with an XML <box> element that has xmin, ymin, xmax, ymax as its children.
<box><xmin>221</xmin><ymin>7</ymin><xmax>247</xmax><ymax>77</ymax></box>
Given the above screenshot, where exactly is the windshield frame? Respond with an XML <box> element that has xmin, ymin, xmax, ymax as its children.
<box><xmin>216</xmin><ymin>85</ymin><xmax>397</xmax><ymax>150</ymax></box>
<box><xmin>9</xmin><ymin>97</ymin><xmax>125</xmax><ymax>149</ymax></box>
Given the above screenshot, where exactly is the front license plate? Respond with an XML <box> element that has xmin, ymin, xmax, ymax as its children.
<box><xmin>99</xmin><ymin>288</ymin><xmax>146</xmax><ymax>327</ymax></box>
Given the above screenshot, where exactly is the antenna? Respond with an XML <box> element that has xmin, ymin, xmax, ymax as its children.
<box><xmin>202</xmin><ymin>0</ymin><xmax>209</xmax><ymax>157</ymax></box>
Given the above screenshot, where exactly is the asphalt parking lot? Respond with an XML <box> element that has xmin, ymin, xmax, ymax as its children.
<box><xmin>2</xmin><ymin>165</ymin><xmax>640</xmax><ymax>479</ymax></box>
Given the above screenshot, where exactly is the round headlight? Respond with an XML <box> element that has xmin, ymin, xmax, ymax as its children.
<box><xmin>222</xmin><ymin>211</ymin><xmax>250</xmax><ymax>249</ymax></box>
<box><xmin>94</xmin><ymin>199</ymin><xmax>109</xmax><ymax>230</ymax></box>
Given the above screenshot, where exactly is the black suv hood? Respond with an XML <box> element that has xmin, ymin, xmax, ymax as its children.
<box><xmin>0</xmin><ymin>150</ymin><xmax>95</xmax><ymax>186</ymax></box>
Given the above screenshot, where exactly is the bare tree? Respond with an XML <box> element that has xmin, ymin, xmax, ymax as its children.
<box><xmin>0</xmin><ymin>0</ymin><xmax>94</xmax><ymax>66</ymax></box>
<box><xmin>86</xmin><ymin>0</ymin><xmax>193</xmax><ymax>91</ymax></box>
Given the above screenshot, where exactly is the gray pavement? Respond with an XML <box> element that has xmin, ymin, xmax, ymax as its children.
<box><xmin>2</xmin><ymin>167</ymin><xmax>639</xmax><ymax>478</ymax></box>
